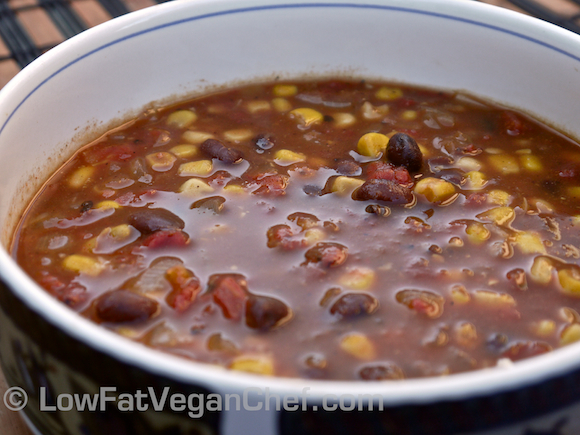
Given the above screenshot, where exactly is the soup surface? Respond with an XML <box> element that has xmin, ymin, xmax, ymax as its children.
<box><xmin>12</xmin><ymin>79</ymin><xmax>580</xmax><ymax>380</ymax></box>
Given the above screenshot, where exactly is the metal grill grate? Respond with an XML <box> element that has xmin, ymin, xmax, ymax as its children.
<box><xmin>0</xmin><ymin>0</ymin><xmax>578</xmax><ymax>87</ymax></box>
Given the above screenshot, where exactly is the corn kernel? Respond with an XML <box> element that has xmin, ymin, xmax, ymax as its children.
<box><xmin>455</xmin><ymin>157</ymin><xmax>482</xmax><ymax>172</ymax></box>
<box><xmin>418</xmin><ymin>143</ymin><xmax>430</xmax><ymax>158</ymax></box>
<box><xmin>568</xmin><ymin>187</ymin><xmax>580</xmax><ymax>199</ymax></box>
<box><xmin>515</xmin><ymin>148</ymin><xmax>532</xmax><ymax>154</ymax></box>
<box><xmin>69</xmin><ymin>166</ymin><xmax>95</xmax><ymax>189</ymax></box>
<box><xmin>166</xmin><ymin>109</ymin><xmax>197</xmax><ymax>128</ymax></box>
<box><xmin>339</xmin><ymin>333</ymin><xmax>376</xmax><ymax>360</ymax></box>
<box><xmin>558</xmin><ymin>268</ymin><xmax>580</xmax><ymax>297</ymax></box>
<box><xmin>454</xmin><ymin>322</ymin><xmax>478</xmax><ymax>348</ymax></box>
<box><xmin>488</xmin><ymin>190</ymin><xmax>511</xmax><ymax>206</ymax></box>
<box><xmin>514</xmin><ymin>231</ymin><xmax>546</xmax><ymax>254</ymax></box>
<box><xmin>182</xmin><ymin>131</ymin><xmax>214</xmax><ymax>144</ymax></box>
<box><xmin>223</xmin><ymin>128</ymin><xmax>253</xmax><ymax>143</ymax></box>
<box><xmin>333</xmin><ymin>112</ymin><xmax>356</xmax><ymax>128</ymax></box>
<box><xmin>464</xmin><ymin>171</ymin><xmax>487</xmax><ymax>190</ymax></box>
<box><xmin>246</xmin><ymin>100</ymin><xmax>271</xmax><ymax>113</ymax></box>
<box><xmin>560</xmin><ymin>307</ymin><xmax>580</xmax><ymax>323</ymax></box>
<box><xmin>532</xmin><ymin>320</ymin><xmax>556</xmax><ymax>337</ymax></box>
<box><xmin>476</xmin><ymin>206</ymin><xmax>515</xmax><ymax>226</ymax></box>
<box><xmin>63</xmin><ymin>255</ymin><xmax>104</xmax><ymax>277</ymax></box>
<box><xmin>361</xmin><ymin>101</ymin><xmax>389</xmax><ymax>120</ymax></box>
<box><xmin>170</xmin><ymin>144</ymin><xmax>198</xmax><ymax>159</ymax></box>
<box><xmin>146</xmin><ymin>152</ymin><xmax>176</xmax><ymax>172</ymax></box>
<box><xmin>178</xmin><ymin>178</ymin><xmax>215</xmax><ymax>195</ymax></box>
<box><xmin>414</xmin><ymin>177</ymin><xmax>456</xmax><ymax>203</ymax></box>
<box><xmin>273</xmin><ymin>84</ymin><xmax>297</xmax><ymax>97</ymax></box>
<box><xmin>303</xmin><ymin>228</ymin><xmax>325</xmax><ymax>245</ymax></box>
<box><xmin>560</xmin><ymin>324</ymin><xmax>580</xmax><ymax>346</ymax></box>
<box><xmin>178</xmin><ymin>160</ymin><xmax>213</xmax><ymax>176</ymax></box>
<box><xmin>230</xmin><ymin>355</ymin><xmax>274</xmax><ymax>375</ymax></box>
<box><xmin>473</xmin><ymin>290</ymin><xmax>516</xmax><ymax>308</ymax></box>
<box><xmin>530</xmin><ymin>256</ymin><xmax>553</xmax><ymax>284</ymax></box>
<box><xmin>450</xmin><ymin>285</ymin><xmax>470</xmax><ymax>304</ymax></box>
<box><xmin>520</xmin><ymin>154</ymin><xmax>542</xmax><ymax>171</ymax></box>
<box><xmin>272</xmin><ymin>97</ymin><xmax>292</xmax><ymax>112</ymax></box>
<box><xmin>331</xmin><ymin>176</ymin><xmax>364</xmax><ymax>195</ymax></box>
<box><xmin>274</xmin><ymin>149</ymin><xmax>306</xmax><ymax>165</ymax></box>
<box><xmin>488</xmin><ymin>154</ymin><xmax>519</xmax><ymax>174</ymax></box>
<box><xmin>484</xmin><ymin>148</ymin><xmax>504</xmax><ymax>155</ymax></box>
<box><xmin>95</xmin><ymin>200</ymin><xmax>121</xmax><ymax>210</ymax></box>
<box><xmin>401</xmin><ymin>110</ymin><xmax>417</xmax><ymax>121</ymax></box>
<box><xmin>339</xmin><ymin>267</ymin><xmax>375</xmax><ymax>290</ymax></box>
<box><xmin>465</xmin><ymin>222</ymin><xmax>490</xmax><ymax>244</ymax></box>
<box><xmin>375</xmin><ymin>86</ymin><xmax>403</xmax><ymax>100</ymax></box>
<box><xmin>223</xmin><ymin>184</ymin><xmax>245</xmax><ymax>194</ymax></box>
<box><xmin>289</xmin><ymin>108</ymin><xmax>323</xmax><ymax>127</ymax></box>
<box><xmin>109</xmin><ymin>224</ymin><xmax>132</xmax><ymax>240</ymax></box>
<box><xmin>357</xmin><ymin>132</ymin><xmax>388</xmax><ymax>157</ymax></box>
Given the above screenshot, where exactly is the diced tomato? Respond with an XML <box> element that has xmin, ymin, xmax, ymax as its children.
<box><xmin>210</xmin><ymin>275</ymin><xmax>248</xmax><ymax>321</ymax></box>
<box><xmin>165</xmin><ymin>265</ymin><xmax>201</xmax><ymax>312</ymax></box>
<box><xmin>83</xmin><ymin>143</ymin><xmax>137</xmax><ymax>164</ymax></box>
<box><xmin>142</xmin><ymin>229</ymin><xmax>189</xmax><ymax>249</ymax></box>
<box><xmin>251</xmin><ymin>174</ymin><xmax>288</xmax><ymax>196</ymax></box>
<box><xmin>40</xmin><ymin>274</ymin><xmax>87</xmax><ymax>307</ymax></box>
<box><xmin>501</xmin><ymin>111</ymin><xmax>526</xmax><ymax>136</ymax></box>
<box><xmin>366</xmin><ymin>162</ymin><xmax>413</xmax><ymax>187</ymax></box>
<box><xmin>465</xmin><ymin>192</ymin><xmax>487</xmax><ymax>206</ymax></box>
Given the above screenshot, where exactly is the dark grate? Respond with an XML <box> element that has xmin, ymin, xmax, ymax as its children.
<box><xmin>0</xmin><ymin>0</ymin><xmax>578</xmax><ymax>87</ymax></box>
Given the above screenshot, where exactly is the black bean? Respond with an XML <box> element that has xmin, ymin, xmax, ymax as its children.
<box><xmin>190</xmin><ymin>196</ymin><xmax>226</xmax><ymax>214</ymax></box>
<box><xmin>201</xmin><ymin>139</ymin><xmax>243</xmax><ymax>164</ymax></box>
<box><xmin>254</xmin><ymin>134</ymin><xmax>275</xmax><ymax>151</ymax></box>
<box><xmin>353</xmin><ymin>179</ymin><xmax>413</xmax><ymax>204</ymax></box>
<box><xmin>330</xmin><ymin>293</ymin><xmax>378</xmax><ymax>318</ymax></box>
<box><xmin>95</xmin><ymin>290</ymin><xmax>159</xmax><ymax>323</ymax></box>
<box><xmin>304</xmin><ymin>242</ymin><xmax>348</xmax><ymax>268</ymax></box>
<box><xmin>128</xmin><ymin>208</ymin><xmax>185</xmax><ymax>234</ymax></box>
<box><xmin>387</xmin><ymin>132</ymin><xmax>423</xmax><ymax>171</ymax></box>
<box><xmin>80</xmin><ymin>201</ymin><xmax>93</xmax><ymax>213</ymax></box>
<box><xmin>245</xmin><ymin>294</ymin><xmax>292</xmax><ymax>330</ymax></box>
<box><xmin>359</xmin><ymin>364</ymin><xmax>404</xmax><ymax>380</ymax></box>
<box><xmin>335</xmin><ymin>159</ymin><xmax>362</xmax><ymax>176</ymax></box>
<box><xmin>303</xmin><ymin>185</ymin><xmax>322</xmax><ymax>196</ymax></box>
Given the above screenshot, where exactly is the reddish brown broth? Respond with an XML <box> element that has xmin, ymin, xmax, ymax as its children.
<box><xmin>12</xmin><ymin>79</ymin><xmax>580</xmax><ymax>380</ymax></box>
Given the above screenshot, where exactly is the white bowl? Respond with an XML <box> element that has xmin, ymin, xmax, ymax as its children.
<box><xmin>1</xmin><ymin>1</ymin><xmax>580</xmax><ymax>434</ymax></box>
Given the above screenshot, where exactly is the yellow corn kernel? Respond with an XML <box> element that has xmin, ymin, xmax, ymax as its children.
<box><xmin>568</xmin><ymin>187</ymin><xmax>580</xmax><ymax>199</ymax></box>
<box><xmin>484</xmin><ymin>147</ymin><xmax>504</xmax><ymax>155</ymax></box>
<box><xmin>571</xmin><ymin>215</ymin><xmax>580</xmax><ymax>226</ymax></box>
<box><xmin>375</xmin><ymin>86</ymin><xmax>403</xmax><ymax>101</ymax></box>
<box><xmin>69</xmin><ymin>166</ymin><xmax>95</xmax><ymax>189</ymax></box>
<box><xmin>560</xmin><ymin>307</ymin><xmax>580</xmax><ymax>323</ymax></box>
<box><xmin>488</xmin><ymin>190</ymin><xmax>511</xmax><ymax>206</ymax></box>
<box><xmin>414</xmin><ymin>177</ymin><xmax>456</xmax><ymax>203</ymax></box>
<box><xmin>339</xmin><ymin>267</ymin><xmax>375</xmax><ymax>290</ymax></box>
<box><xmin>246</xmin><ymin>100</ymin><xmax>271</xmax><ymax>113</ymax></box>
<box><xmin>95</xmin><ymin>200</ymin><xmax>121</xmax><ymax>210</ymax></box>
<box><xmin>454</xmin><ymin>322</ymin><xmax>478</xmax><ymax>348</ymax></box>
<box><xmin>230</xmin><ymin>355</ymin><xmax>274</xmax><ymax>376</ymax></box>
<box><xmin>401</xmin><ymin>110</ymin><xmax>417</xmax><ymax>121</ymax></box>
<box><xmin>464</xmin><ymin>171</ymin><xmax>487</xmax><ymax>190</ymax></box>
<box><xmin>450</xmin><ymin>285</ymin><xmax>470</xmax><ymax>304</ymax></box>
<box><xmin>465</xmin><ymin>222</ymin><xmax>490</xmax><ymax>244</ymax></box>
<box><xmin>333</xmin><ymin>112</ymin><xmax>356</xmax><ymax>128</ymax></box>
<box><xmin>558</xmin><ymin>268</ymin><xmax>580</xmax><ymax>297</ymax></box>
<box><xmin>339</xmin><ymin>333</ymin><xmax>376</xmax><ymax>360</ymax></box>
<box><xmin>331</xmin><ymin>176</ymin><xmax>364</xmax><ymax>195</ymax></box>
<box><xmin>476</xmin><ymin>206</ymin><xmax>515</xmax><ymax>226</ymax></box>
<box><xmin>488</xmin><ymin>154</ymin><xmax>520</xmax><ymax>174</ymax></box>
<box><xmin>514</xmin><ymin>231</ymin><xmax>546</xmax><ymax>254</ymax></box>
<box><xmin>178</xmin><ymin>178</ymin><xmax>215</xmax><ymax>195</ymax></box>
<box><xmin>223</xmin><ymin>128</ymin><xmax>253</xmax><ymax>143</ymax></box>
<box><xmin>274</xmin><ymin>149</ymin><xmax>306</xmax><ymax>165</ymax></box>
<box><xmin>63</xmin><ymin>255</ymin><xmax>104</xmax><ymax>277</ymax></box>
<box><xmin>303</xmin><ymin>228</ymin><xmax>325</xmax><ymax>245</ymax></box>
<box><xmin>515</xmin><ymin>148</ymin><xmax>532</xmax><ymax>154</ymax></box>
<box><xmin>178</xmin><ymin>160</ymin><xmax>213</xmax><ymax>176</ymax></box>
<box><xmin>223</xmin><ymin>184</ymin><xmax>245</xmax><ymax>194</ymax></box>
<box><xmin>530</xmin><ymin>256</ymin><xmax>554</xmax><ymax>284</ymax></box>
<box><xmin>520</xmin><ymin>154</ymin><xmax>542</xmax><ymax>171</ymax></box>
<box><xmin>273</xmin><ymin>84</ymin><xmax>297</xmax><ymax>97</ymax></box>
<box><xmin>455</xmin><ymin>157</ymin><xmax>482</xmax><ymax>172</ymax></box>
<box><xmin>361</xmin><ymin>101</ymin><xmax>389</xmax><ymax>120</ymax></box>
<box><xmin>166</xmin><ymin>109</ymin><xmax>197</xmax><ymax>128</ymax></box>
<box><xmin>560</xmin><ymin>324</ymin><xmax>580</xmax><ymax>346</ymax></box>
<box><xmin>418</xmin><ymin>143</ymin><xmax>430</xmax><ymax>158</ymax></box>
<box><xmin>532</xmin><ymin>320</ymin><xmax>556</xmax><ymax>338</ymax></box>
<box><xmin>182</xmin><ymin>130</ymin><xmax>214</xmax><ymax>144</ymax></box>
<box><xmin>289</xmin><ymin>108</ymin><xmax>324</xmax><ymax>127</ymax></box>
<box><xmin>109</xmin><ymin>224</ymin><xmax>132</xmax><ymax>240</ymax></box>
<box><xmin>357</xmin><ymin>132</ymin><xmax>388</xmax><ymax>157</ymax></box>
<box><xmin>271</xmin><ymin>97</ymin><xmax>292</xmax><ymax>112</ymax></box>
<box><xmin>472</xmin><ymin>290</ymin><xmax>516</xmax><ymax>308</ymax></box>
<box><xmin>146</xmin><ymin>152</ymin><xmax>176</xmax><ymax>172</ymax></box>
<box><xmin>170</xmin><ymin>144</ymin><xmax>198</xmax><ymax>159</ymax></box>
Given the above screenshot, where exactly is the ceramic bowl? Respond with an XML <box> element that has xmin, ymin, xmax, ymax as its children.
<box><xmin>1</xmin><ymin>1</ymin><xmax>580</xmax><ymax>434</ymax></box>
